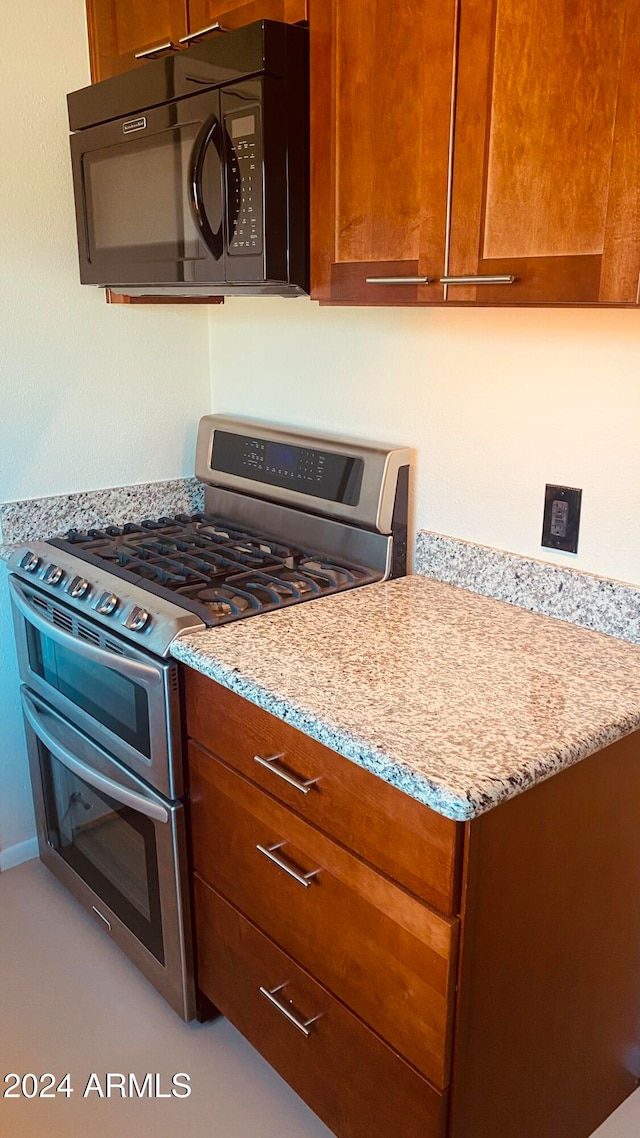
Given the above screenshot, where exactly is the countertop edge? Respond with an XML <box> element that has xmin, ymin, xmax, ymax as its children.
<box><xmin>171</xmin><ymin>636</ymin><xmax>478</xmax><ymax>821</ymax></box>
<box><xmin>170</xmin><ymin>630</ymin><xmax>640</xmax><ymax>823</ymax></box>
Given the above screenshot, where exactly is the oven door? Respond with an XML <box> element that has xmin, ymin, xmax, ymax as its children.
<box><xmin>10</xmin><ymin>576</ymin><xmax>181</xmax><ymax>799</ymax></box>
<box><xmin>21</xmin><ymin>688</ymin><xmax>194</xmax><ymax>1021</ymax></box>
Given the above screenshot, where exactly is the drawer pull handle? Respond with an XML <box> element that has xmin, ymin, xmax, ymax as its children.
<box><xmin>179</xmin><ymin>22</ymin><xmax>229</xmax><ymax>44</ymax></box>
<box><xmin>439</xmin><ymin>275</ymin><xmax>516</xmax><ymax>285</ymax></box>
<box><xmin>256</xmin><ymin>842</ymin><xmax>320</xmax><ymax>888</ymax></box>
<box><xmin>253</xmin><ymin>753</ymin><xmax>318</xmax><ymax>795</ymax></box>
<box><xmin>365</xmin><ymin>276</ymin><xmax>433</xmax><ymax>285</ymax></box>
<box><xmin>134</xmin><ymin>41</ymin><xmax>179</xmax><ymax>59</ymax></box>
<box><xmin>259</xmin><ymin>983</ymin><xmax>322</xmax><ymax>1037</ymax></box>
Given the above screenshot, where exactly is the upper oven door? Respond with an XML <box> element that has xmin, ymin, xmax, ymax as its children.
<box><xmin>9</xmin><ymin>577</ymin><xmax>182</xmax><ymax>799</ymax></box>
<box><xmin>70</xmin><ymin>88</ymin><xmax>226</xmax><ymax>289</ymax></box>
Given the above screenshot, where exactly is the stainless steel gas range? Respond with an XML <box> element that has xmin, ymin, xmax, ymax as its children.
<box><xmin>8</xmin><ymin>416</ymin><xmax>410</xmax><ymax>1019</ymax></box>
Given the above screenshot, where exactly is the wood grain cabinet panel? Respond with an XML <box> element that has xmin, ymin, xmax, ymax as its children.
<box><xmin>86</xmin><ymin>0</ymin><xmax>188</xmax><ymax>82</ymax></box>
<box><xmin>449</xmin><ymin>729</ymin><xmax>640</xmax><ymax>1138</ymax></box>
<box><xmin>448</xmin><ymin>0</ymin><xmax>640</xmax><ymax>304</ymax></box>
<box><xmin>195</xmin><ymin>878</ymin><xmax>448</xmax><ymax>1138</ymax></box>
<box><xmin>189</xmin><ymin>742</ymin><xmax>459</xmax><ymax>1089</ymax></box>
<box><xmin>184</xmin><ymin>669</ymin><xmax>640</xmax><ymax>1137</ymax></box>
<box><xmin>311</xmin><ymin>0</ymin><xmax>640</xmax><ymax>306</ymax></box>
<box><xmin>187</xmin><ymin>0</ymin><xmax>307</xmax><ymax>35</ymax></box>
<box><xmin>85</xmin><ymin>0</ymin><xmax>305</xmax><ymax>87</ymax></box>
<box><xmin>310</xmin><ymin>0</ymin><xmax>457</xmax><ymax>305</ymax></box>
<box><xmin>184</xmin><ymin>672</ymin><xmax>461</xmax><ymax>915</ymax></box>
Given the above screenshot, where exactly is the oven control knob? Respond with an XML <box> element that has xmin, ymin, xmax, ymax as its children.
<box><xmin>124</xmin><ymin>606</ymin><xmax>151</xmax><ymax>633</ymax></box>
<box><xmin>94</xmin><ymin>591</ymin><xmax>119</xmax><ymax>616</ymax></box>
<box><xmin>67</xmin><ymin>575</ymin><xmax>90</xmax><ymax>600</ymax></box>
<box><xmin>19</xmin><ymin>551</ymin><xmax>41</xmax><ymax>573</ymax></box>
<box><xmin>42</xmin><ymin>564</ymin><xmax>64</xmax><ymax>586</ymax></box>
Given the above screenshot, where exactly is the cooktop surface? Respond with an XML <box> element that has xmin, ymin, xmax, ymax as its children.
<box><xmin>49</xmin><ymin>513</ymin><xmax>380</xmax><ymax>627</ymax></box>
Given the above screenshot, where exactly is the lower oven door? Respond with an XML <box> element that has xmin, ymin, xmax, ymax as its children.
<box><xmin>21</xmin><ymin>687</ymin><xmax>195</xmax><ymax>1021</ymax></box>
<box><xmin>10</xmin><ymin>575</ymin><xmax>181</xmax><ymax>799</ymax></box>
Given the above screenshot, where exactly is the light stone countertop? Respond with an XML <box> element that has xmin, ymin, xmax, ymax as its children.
<box><xmin>171</xmin><ymin>575</ymin><xmax>640</xmax><ymax>822</ymax></box>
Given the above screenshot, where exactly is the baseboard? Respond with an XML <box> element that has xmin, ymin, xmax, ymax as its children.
<box><xmin>0</xmin><ymin>837</ymin><xmax>39</xmax><ymax>872</ymax></box>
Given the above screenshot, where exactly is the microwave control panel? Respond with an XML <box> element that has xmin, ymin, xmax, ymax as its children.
<box><xmin>226</xmin><ymin>108</ymin><xmax>263</xmax><ymax>257</ymax></box>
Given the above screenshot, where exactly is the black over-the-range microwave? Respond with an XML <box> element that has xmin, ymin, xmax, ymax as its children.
<box><xmin>67</xmin><ymin>21</ymin><xmax>309</xmax><ymax>298</ymax></box>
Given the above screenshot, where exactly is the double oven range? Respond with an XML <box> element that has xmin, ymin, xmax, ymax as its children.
<box><xmin>8</xmin><ymin>416</ymin><xmax>410</xmax><ymax>1019</ymax></box>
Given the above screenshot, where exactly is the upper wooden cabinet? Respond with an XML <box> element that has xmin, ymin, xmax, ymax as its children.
<box><xmin>86</xmin><ymin>0</ymin><xmax>307</xmax><ymax>84</ymax></box>
<box><xmin>311</xmin><ymin>0</ymin><xmax>456</xmax><ymax>305</ymax></box>
<box><xmin>86</xmin><ymin>1</ymin><xmax>189</xmax><ymax>82</ymax></box>
<box><xmin>311</xmin><ymin>0</ymin><xmax>640</xmax><ymax>307</ymax></box>
<box><xmin>188</xmin><ymin>0</ymin><xmax>307</xmax><ymax>35</ymax></box>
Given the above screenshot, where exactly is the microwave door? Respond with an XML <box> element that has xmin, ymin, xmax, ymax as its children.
<box><xmin>71</xmin><ymin>93</ymin><xmax>226</xmax><ymax>288</ymax></box>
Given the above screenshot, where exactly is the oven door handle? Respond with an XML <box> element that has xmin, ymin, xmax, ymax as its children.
<box><xmin>21</xmin><ymin>690</ymin><xmax>170</xmax><ymax>824</ymax></box>
<box><xmin>9</xmin><ymin>578</ymin><xmax>163</xmax><ymax>687</ymax></box>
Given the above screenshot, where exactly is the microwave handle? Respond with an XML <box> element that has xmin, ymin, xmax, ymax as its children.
<box><xmin>190</xmin><ymin>114</ymin><xmax>224</xmax><ymax>261</ymax></box>
<box><xmin>21</xmin><ymin>689</ymin><xmax>169</xmax><ymax>824</ymax></box>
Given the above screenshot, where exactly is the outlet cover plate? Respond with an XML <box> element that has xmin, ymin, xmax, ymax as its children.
<box><xmin>542</xmin><ymin>484</ymin><xmax>582</xmax><ymax>554</ymax></box>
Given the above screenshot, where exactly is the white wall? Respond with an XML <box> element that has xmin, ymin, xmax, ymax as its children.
<box><xmin>0</xmin><ymin>1</ymin><xmax>210</xmax><ymax>862</ymax></box>
<box><xmin>209</xmin><ymin>300</ymin><xmax>640</xmax><ymax>587</ymax></box>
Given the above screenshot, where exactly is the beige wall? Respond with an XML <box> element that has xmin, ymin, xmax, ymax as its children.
<box><xmin>0</xmin><ymin>0</ymin><xmax>210</xmax><ymax>864</ymax></box>
<box><xmin>209</xmin><ymin>299</ymin><xmax>640</xmax><ymax>587</ymax></box>
<box><xmin>1</xmin><ymin>1</ymin><xmax>210</xmax><ymax>502</ymax></box>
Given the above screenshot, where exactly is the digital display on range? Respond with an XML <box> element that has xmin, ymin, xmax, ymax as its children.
<box><xmin>265</xmin><ymin>442</ymin><xmax>297</xmax><ymax>472</ymax></box>
<box><xmin>211</xmin><ymin>431</ymin><xmax>363</xmax><ymax>506</ymax></box>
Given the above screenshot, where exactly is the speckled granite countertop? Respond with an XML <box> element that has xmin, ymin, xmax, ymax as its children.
<box><xmin>171</xmin><ymin>575</ymin><xmax>640</xmax><ymax>822</ymax></box>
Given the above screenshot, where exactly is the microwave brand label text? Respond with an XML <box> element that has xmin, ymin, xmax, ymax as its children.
<box><xmin>123</xmin><ymin>117</ymin><xmax>147</xmax><ymax>135</ymax></box>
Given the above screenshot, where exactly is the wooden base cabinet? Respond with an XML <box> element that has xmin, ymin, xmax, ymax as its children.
<box><xmin>184</xmin><ymin>671</ymin><xmax>640</xmax><ymax>1138</ymax></box>
<box><xmin>195</xmin><ymin>879</ymin><xmax>448</xmax><ymax>1138</ymax></box>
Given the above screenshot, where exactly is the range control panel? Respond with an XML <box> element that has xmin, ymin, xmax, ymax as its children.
<box><xmin>211</xmin><ymin>431</ymin><xmax>364</xmax><ymax>506</ymax></box>
<box><xmin>226</xmin><ymin>108</ymin><xmax>263</xmax><ymax>256</ymax></box>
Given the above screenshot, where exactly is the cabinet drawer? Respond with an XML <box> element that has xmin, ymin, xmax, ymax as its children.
<box><xmin>195</xmin><ymin>877</ymin><xmax>448</xmax><ymax>1138</ymax></box>
<box><xmin>185</xmin><ymin>672</ymin><xmax>461</xmax><ymax>915</ymax></box>
<box><xmin>189</xmin><ymin>743</ymin><xmax>459</xmax><ymax>1088</ymax></box>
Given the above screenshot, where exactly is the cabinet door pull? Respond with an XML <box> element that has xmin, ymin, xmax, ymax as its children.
<box><xmin>253</xmin><ymin>753</ymin><xmax>318</xmax><ymax>795</ymax></box>
<box><xmin>366</xmin><ymin>276</ymin><xmax>433</xmax><ymax>285</ymax></box>
<box><xmin>134</xmin><ymin>41</ymin><xmax>179</xmax><ymax>59</ymax></box>
<box><xmin>256</xmin><ymin>842</ymin><xmax>320</xmax><ymax>887</ymax></box>
<box><xmin>179</xmin><ymin>23</ymin><xmax>229</xmax><ymax>45</ymax></box>
<box><xmin>259</xmin><ymin>983</ymin><xmax>322</xmax><ymax>1037</ymax></box>
<box><xmin>439</xmin><ymin>275</ymin><xmax>516</xmax><ymax>285</ymax></box>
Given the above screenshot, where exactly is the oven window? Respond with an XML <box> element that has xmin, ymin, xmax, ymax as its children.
<box><xmin>26</xmin><ymin>625</ymin><xmax>151</xmax><ymax>758</ymax></box>
<box><xmin>40</xmin><ymin>745</ymin><xmax>164</xmax><ymax>963</ymax></box>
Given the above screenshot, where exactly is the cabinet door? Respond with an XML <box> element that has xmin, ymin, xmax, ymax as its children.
<box><xmin>86</xmin><ymin>0</ymin><xmax>188</xmax><ymax>82</ymax></box>
<box><xmin>311</xmin><ymin>0</ymin><xmax>456</xmax><ymax>305</ymax></box>
<box><xmin>448</xmin><ymin>0</ymin><xmax>640</xmax><ymax>305</ymax></box>
<box><xmin>187</xmin><ymin>0</ymin><xmax>307</xmax><ymax>36</ymax></box>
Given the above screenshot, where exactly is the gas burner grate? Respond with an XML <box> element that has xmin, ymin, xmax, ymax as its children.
<box><xmin>52</xmin><ymin>512</ymin><xmax>381</xmax><ymax>627</ymax></box>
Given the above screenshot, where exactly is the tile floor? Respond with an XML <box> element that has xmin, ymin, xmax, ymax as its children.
<box><xmin>0</xmin><ymin>859</ymin><xmax>638</xmax><ymax>1138</ymax></box>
